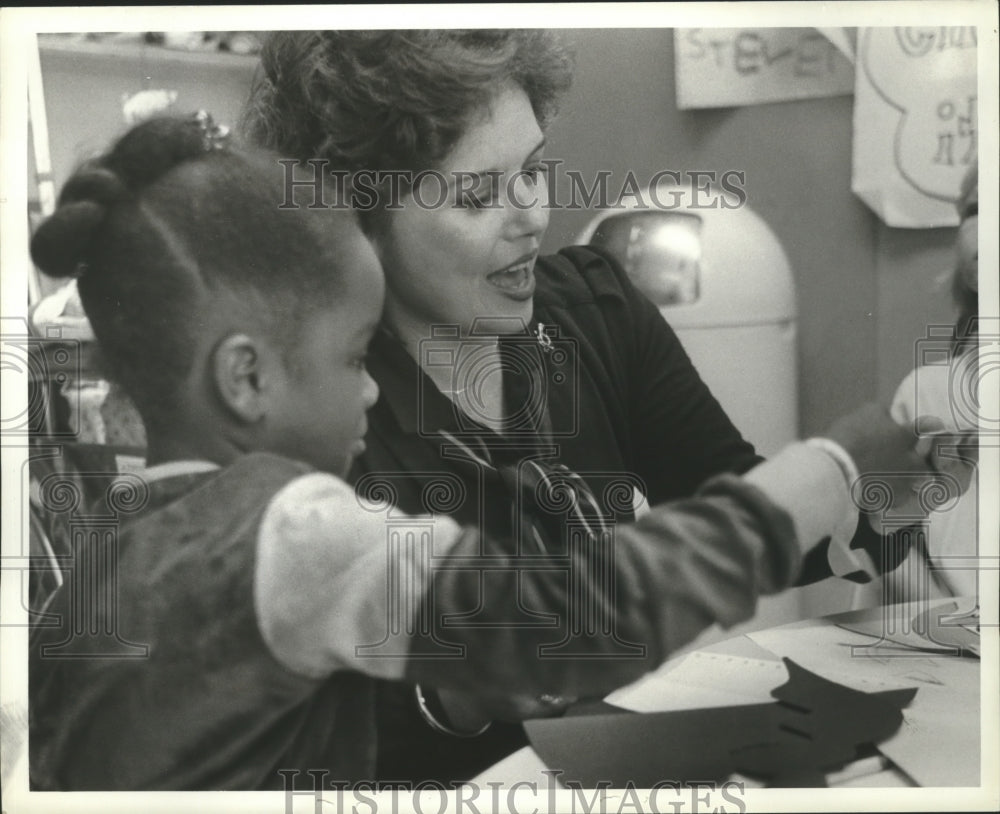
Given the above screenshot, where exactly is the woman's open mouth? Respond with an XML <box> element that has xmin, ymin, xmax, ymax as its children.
<box><xmin>486</xmin><ymin>255</ymin><xmax>536</xmax><ymax>301</ymax></box>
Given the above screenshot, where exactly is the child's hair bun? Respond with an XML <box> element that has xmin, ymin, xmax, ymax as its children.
<box><xmin>106</xmin><ymin>114</ymin><xmax>220</xmax><ymax>189</ymax></box>
<box><xmin>30</xmin><ymin>114</ymin><xmax>228</xmax><ymax>280</ymax></box>
<box><xmin>58</xmin><ymin>166</ymin><xmax>128</xmax><ymax>208</ymax></box>
<box><xmin>30</xmin><ymin>167</ymin><xmax>128</xmax><ymax>279</ymax></box>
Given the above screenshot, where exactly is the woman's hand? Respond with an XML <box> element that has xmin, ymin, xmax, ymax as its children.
<box><xmin>435</xmin><ymin>687</ymin><xmax>575</xmax><ymax>730</ymax></box>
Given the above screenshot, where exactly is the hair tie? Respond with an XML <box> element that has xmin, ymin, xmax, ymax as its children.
<box><xmin>192</xmin><ymin>110</ymin><xmax>231</xmax><ymax>151</ymax></box>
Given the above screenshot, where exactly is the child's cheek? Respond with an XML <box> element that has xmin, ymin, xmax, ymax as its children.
<box><xmin>956</xmin><ymin>216</ymin><xmax>978</xmax><ymax>291</ymax></box>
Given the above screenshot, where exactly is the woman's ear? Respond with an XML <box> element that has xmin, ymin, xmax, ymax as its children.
<box><xmin>213</xmin><ymin>333</ymin><xmax>266</xmax><ymax>423</ymax></box>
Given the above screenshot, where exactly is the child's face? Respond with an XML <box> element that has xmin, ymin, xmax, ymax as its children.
<box><xmin>263</xmin><ymin>264</ymin><xmax>385</xmax><ymax>477</ymax></box>
<box><xmin>956</xmin><ymin>206</ymin><xmax>978</xmax><ymax>293</ymax></box>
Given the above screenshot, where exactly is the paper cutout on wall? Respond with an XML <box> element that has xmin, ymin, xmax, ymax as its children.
<box><xmin>816</xmin><ymin>28</ymin><xmax>857</xmax><ymax>65</ymax></box>
<box><xmin>852</xmin><ymin>27</ymin><xmax>977</xmax><ymax>228</ymax></box>
<box><xmin>525</xmin><ymin>659</ymin><xmax>914</xmax><ymax>788</ymax></box>
<box><xmin>675</xmin><ymin>28</ymin><xmax>855</xmax><ymax>109</ymax></box>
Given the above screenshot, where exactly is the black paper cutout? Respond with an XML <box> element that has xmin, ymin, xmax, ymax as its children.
<box><xmin>524</xmin><ymin>658</ymin><xmax>916</xmax><ymax>788</ymax></box>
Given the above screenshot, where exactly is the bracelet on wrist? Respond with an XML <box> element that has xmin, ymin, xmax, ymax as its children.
<box><xmin>414</xmin><ymin>684</ymin><xmax>492</xmax><ymax>738</ymax></box>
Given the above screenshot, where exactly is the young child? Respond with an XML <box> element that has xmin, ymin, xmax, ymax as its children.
<box><xmin>888</xmin><ymin>161</ymin><xmax>983</xmax><ymax>601</ymax></box>
<box><xmin>27</xmin><ymin>115</ymin><xmax>934</xmax><ymax>791</ymax></box>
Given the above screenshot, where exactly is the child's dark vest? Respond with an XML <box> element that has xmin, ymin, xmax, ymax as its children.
<box><xmin>30</xmin><ymin>452</ymin><xmax>376</xmax><ymax>790</ymax></box>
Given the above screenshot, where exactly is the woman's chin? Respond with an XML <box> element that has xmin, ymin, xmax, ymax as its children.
<box><xmin>472</xmin><ymin>301</ymin><xmax>535</xmax><ymax>335</ymax></box>
<box><xmin>477</xmin><ymin>287</ymin><xmax>536</xmax><ymax>332</ymax></box>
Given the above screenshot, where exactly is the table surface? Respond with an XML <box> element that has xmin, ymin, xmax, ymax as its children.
<box><xmin>469</xmin><ymin>598</ymin><xmax>981</xmax><ymax>789</ymax></box>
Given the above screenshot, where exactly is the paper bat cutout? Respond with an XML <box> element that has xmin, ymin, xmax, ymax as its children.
<box><xmin>525</xmin><ymin>658</ymin><xmax>916</xmax><ymax>788</ymax></box>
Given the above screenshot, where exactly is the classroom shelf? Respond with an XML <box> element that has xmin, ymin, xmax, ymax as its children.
<box><xmin>36</xmin><ymin>34</ymin><xmax>260</xmax><ymax>72</ymax></box>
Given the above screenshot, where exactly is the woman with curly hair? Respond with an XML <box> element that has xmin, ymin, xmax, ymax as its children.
<box><xmin>243</xmin><ymin>30</ymin><xmax>927</xmax><ymax>783</ymax></box>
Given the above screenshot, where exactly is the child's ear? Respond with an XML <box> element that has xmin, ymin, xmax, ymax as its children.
<box><xmin>213</xmin><ymin>333</ymin><xmax>267</xmax><ymax>423</ymax></box>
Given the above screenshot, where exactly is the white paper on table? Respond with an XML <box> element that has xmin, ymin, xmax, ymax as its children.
<box><xmin>877</xmin><ymin>683</ymin><xmax>980</xmax><ymax>787</ymax></box>
<box><xmin>836</xmin><ymin>768</ymin><xmax>914</xmax><ymax>788</ymax></box>
<box><xmin>606</xmin><ymin>651</ymin><xmax>789</xmax><ymax>712</ymax></box>
<box><xmin>837</xmin><ymin>600</ymin><xmax>980</xmax><ymax>656</ymax></box>
<box><xmin>748</xmin><ymin>617</ymin><xmax>981</xmax><ymax>786</ymax></box>
<box><xmin>747</xmin><ymin>620</ymin><xmax>963</xmax><ymax>693</ymax></box>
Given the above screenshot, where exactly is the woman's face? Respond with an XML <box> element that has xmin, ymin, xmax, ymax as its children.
<box><xmin>374</xmin><ymin>83</ymin><xmax>550</xmax><ymax>340</ymax></box>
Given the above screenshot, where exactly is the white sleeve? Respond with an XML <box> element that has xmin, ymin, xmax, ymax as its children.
<box><xmin>743</xmin><ymin>441</ymin><xmax>857</xmax><ymax>554</ymax></box>
<box><xmin>743</xmin><ymin>441</ymin><xmax>874</xmax><ymax>578</ymax></box>
<box><xmin>253</xmin><ymin>472</ymin><xmax>463</xmax><ymax>680</ymax></box>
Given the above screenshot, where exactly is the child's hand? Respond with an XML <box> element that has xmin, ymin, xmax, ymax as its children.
<box><xmin>825</xmin><ymin>404</ymin><xmax>975</xmax><ymax>533</ymax></box>
<box><xmin>825</xmin><ymin>402</ymin><xmax>927</xmax><ymax>480</ymax></box>
<box><xmin>840</xmin><ymin>410</ymin><xmax>975</xmax><ymax>533</ymax></box>
<box><xmin>913</xmin><ymin>416</ymin><xmax>978</xmax><ymax>498</ymax></box>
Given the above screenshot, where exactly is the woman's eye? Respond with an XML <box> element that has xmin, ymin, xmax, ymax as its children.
<box><xmin>520</xmin><ymin>162</ymin><xmax>548</xmax><ymax>185</ymax></box>
<box><xmin>524</xmin><ymin>163</ymin><xmax>544</xmax><ymax>181</ymax></box>
<box><xmin>465</xmin><ymin>189</ymin><xmax>495</xmax><ymax>210</ymax></box>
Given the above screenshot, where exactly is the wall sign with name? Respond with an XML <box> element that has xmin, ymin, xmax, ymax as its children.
<box><xmin>675</xmin><ymin>28</ymin><xmax>855</xmax><ymax>110</ymax></box>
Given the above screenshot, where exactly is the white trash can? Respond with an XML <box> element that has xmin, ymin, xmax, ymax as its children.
<box><xmin>577</xmin><ymin>185</ymin><xmax>798</xmax><ymax>458</ymax></box>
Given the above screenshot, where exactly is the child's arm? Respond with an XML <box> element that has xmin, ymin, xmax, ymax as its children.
<box><xmin>253</xmin><ymin>441</ymin><xmax>855</xmax><ymax>699</ymax></box>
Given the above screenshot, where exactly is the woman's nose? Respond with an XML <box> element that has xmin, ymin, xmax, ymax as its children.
<box><xmin>362</xmin><ymin>369</ymin><xmax>380</xmax><ymax>408</ymax></box>
<box><xmin>505</xmin><ymin>172</ymin><xmax>550</xmax><ymax>239</ymax></box>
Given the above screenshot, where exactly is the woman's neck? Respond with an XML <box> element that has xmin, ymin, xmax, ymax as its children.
<box><xmin>384</xmin><ymin>310</ymin><xmax>507</xmax><ymax>431</ymax></box>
